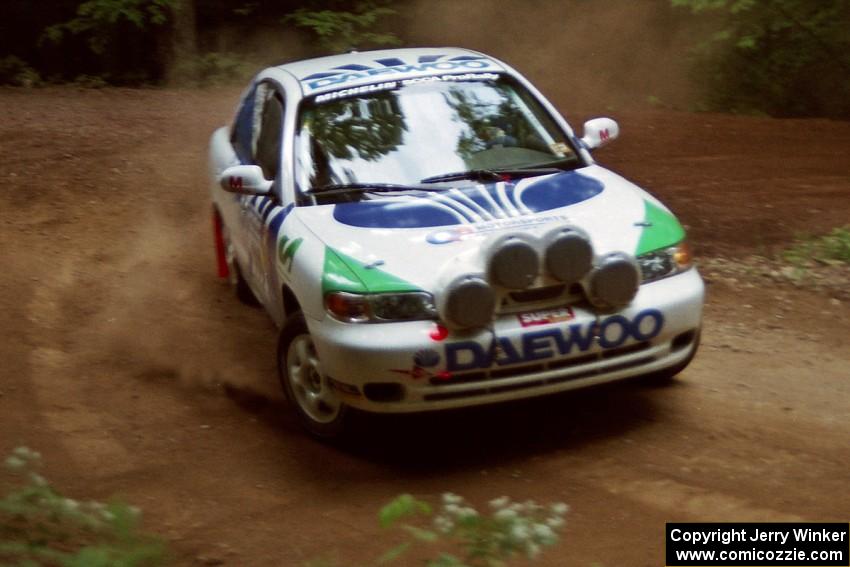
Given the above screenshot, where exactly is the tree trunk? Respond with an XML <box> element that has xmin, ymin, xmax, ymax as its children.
<box><xmin>166</xmin><ymin>0</ymin><xmax>198</xmax><ymax>84</ymax></box>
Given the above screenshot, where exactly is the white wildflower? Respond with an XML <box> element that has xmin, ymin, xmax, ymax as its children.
<box><xmin>444</xmin><ymin>503</ymin><xmax>461</xmax><ymax>516</ymax></box>
<box><xmin>546</xmin><ymin>516</ymin><xmax>565</xmax><ymax>529</ymax></box>
<box><xmin>11</xmin><ymin>447</ymin><xmax>41</xmax><ymax>462</ymax></box>
<box><xmin>29</xmin><ymin>473</ymin><xmax>48</xmax><ymax>486</ymax></box>
<box><xmin>550</xmin><ymin>502</ymin><xmax>569</xmax><ymax>515</ymax></box>
<box><xmin>532</xmin><ymin>523</ymin><xmax>555</xmax><ymax>541</ymax></box>
<box><xmin>494</xmin><ymin>508</ymin><xmax>518</xmax><ymax>522</ymax></box>
<box><xmin>433</xmin><ymin>515</ymin><xmax>454</xmax><ymax>534</ymax></box>
<box><xmin>4</xmin><ymin>456</ymin><xmax>26</xmax><ymax>470</ymax></box>
<box><xmin>489</xmin><ymin>496</ymin><xmax>510</xmax><ymax>509</ymax></box>
<box><xmin>510</xmin><ymin>523</ymin><xmax>530</xmax><ymax>541</ymax></box>
<box><xmin>526</xmin><ymin>542</ymin><xmax>541</xmax><ymax>559</ymax></box>
<box><xmin>62</xmin><ymin>498</ymin><xmax>80</xmax><ymax>512</ymax></box>
<box><xmin>457</xmin><ymin>506</ymin><xmax>478</xmax><ymax>519</ymax></box>
<box><xmin>441</xmin><ymin>492</ymin><xmax>463</xmax><ymax>505</ymax></box>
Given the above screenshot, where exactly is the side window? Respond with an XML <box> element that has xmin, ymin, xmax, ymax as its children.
<box><xmin>254</xmin><ymin>87</ymin><xmax>284</xmax><ymax>180</ymax></box>
<box><xmin>231</xmin><ymin>84</ymin><xmax>257</xmax><ymax>164</ymax></box>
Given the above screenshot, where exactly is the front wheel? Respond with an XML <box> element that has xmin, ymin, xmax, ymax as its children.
<box><xmin>277</xmin><ymin>313</ymin><xmax>349</xmax><ymax>439</ymax></box>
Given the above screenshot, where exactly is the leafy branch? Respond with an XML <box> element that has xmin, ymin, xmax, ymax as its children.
<box><xmin>41</xmin><ymin>0</ymin><xmax>175</xmax><ymax>54</ymax></box>
<box><xmin>283</xmin><ymin>1</ymin><xmax>401</xmax><ymax>53</ymax></box>
<box><xmin>672</xmin><ymin>0</ymin><xmax>850</xmax><ymax>118</ymax></box>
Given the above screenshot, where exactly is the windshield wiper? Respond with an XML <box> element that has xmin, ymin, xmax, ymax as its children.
<box><xmin>420</xmin><ymin>167</ymin><xmax>565</xmax><ymax>184</ymax></box>
<box><xmin>306</xmin><ymin>182</ymin><xmax>446</xmax><ymax>197</ymax></box>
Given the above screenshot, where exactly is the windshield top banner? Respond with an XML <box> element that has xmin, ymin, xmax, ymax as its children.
<box><xmin>312</xmin><ymin>73</ymin><xmax>501</xmax><ymax>104</ymax></box>
<box><xmin>304</xmin><ymin>58</ymin><xmax>500</xmax><ymax>92</ymax></box>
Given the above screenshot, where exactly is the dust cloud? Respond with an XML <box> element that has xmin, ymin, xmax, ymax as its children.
<box><xmin>87</xmin><ymin>207</ymin><xmax>281</xmax><ymax>399</ymax></box>
<box><xmin>185</xmin><ymin>0</ymin><xmax>702</xmax><ymax>116</ymax></box>
<box><xmin>402</xmin><ymin>0</ymin><xmax>700</xmax><ymax>115</ymax></box>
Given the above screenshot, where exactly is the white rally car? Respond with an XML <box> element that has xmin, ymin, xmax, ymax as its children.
<box><xmin>209</xmin><ymin>47</ymin><xmax>704</xmax><ymax>438</ymax></box>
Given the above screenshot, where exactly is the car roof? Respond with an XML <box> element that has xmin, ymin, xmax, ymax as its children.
<box><xmin>275</xmin><ymin>47</ymin><xmax>509</xmax><ymax>95</ymax></box>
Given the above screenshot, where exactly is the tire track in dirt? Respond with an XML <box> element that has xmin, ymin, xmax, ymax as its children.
<box><xmin>597</xmin><ymin>474</ymin><xmax>804</xmax><ymax>522</ymax></box>
<box><xmin>26</xmin><ymin>258</ymin><xmax>136</xmax><ymax>475</ymax></box>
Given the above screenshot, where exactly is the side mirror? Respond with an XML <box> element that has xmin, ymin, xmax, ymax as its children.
<box><xmin>219</xmin><ymin>165</ymin><xmax>273</xmax><ymax>196</ymax></box>
<box><xmin>580</xmin><ymin>117</ymin><xmax>619</xmax><ymax>150</ymax></box>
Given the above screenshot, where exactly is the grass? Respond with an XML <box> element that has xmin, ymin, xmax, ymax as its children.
<box><xmin>3</xmin><ymin>448</ymin><xmax>569</xmax><ymax>567</ymax></box>
<box><xmin>782</xmin><ymin>225</ymin><xmax>850</xmax><ymax>267</ymax></box>
<box><xmin>1</xmin><ymin>447</ymin><xmax>167</xmax><ymax>567</ymax></box>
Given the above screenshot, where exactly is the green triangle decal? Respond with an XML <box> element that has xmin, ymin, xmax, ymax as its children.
<box><xmin>635</xmin><ymin>200</ymin><xmax>686</xmax><ymax>256</ymax></box>
<box><xmin>322</xmin><ymin>247</ymin><xmax>422</xmax><ymax>295</ymax></box>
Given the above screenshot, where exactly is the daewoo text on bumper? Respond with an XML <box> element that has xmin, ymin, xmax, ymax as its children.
<box><xmin>309</xmin><ymin>268</ymin><xmax>704</xmax><ymax>413</ymax></box>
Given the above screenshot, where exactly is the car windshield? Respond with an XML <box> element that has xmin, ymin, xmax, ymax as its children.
<box><xmin>295</xmin><ymin>75</ymin><xmax>582</xmax><ymax>197</ymax></box>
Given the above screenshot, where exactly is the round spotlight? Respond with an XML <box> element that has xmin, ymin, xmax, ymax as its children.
<box><xmin>441</xmin><ymin>275</ymin><xmax>496</xmax><ymax>329</ymax></box>
<box><xmin>486</xmin><ymin>235</ymin><xmax>539</xmax><ymax>290</ymax></box>
<box><xmin>543</xmin><ymin>227</ymin><xmax>593</xmax><ymax>283</ymax></box>
<box><xmin>588</xmin><ymin>253</ymin><xmax>640</xmax><ymax>309</ymax></box>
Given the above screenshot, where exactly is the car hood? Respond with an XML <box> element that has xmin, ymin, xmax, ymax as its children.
<box><xmin>294</xmin><ymin>165</ymin><xmax>685</xmax><ymax>294</ymax></box>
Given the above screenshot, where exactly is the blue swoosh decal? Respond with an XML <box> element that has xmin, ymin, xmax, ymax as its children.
<box><xmin>332</xmin><ymin>171</ymin><xmax>604</xmax><ymax>229</ymax></box>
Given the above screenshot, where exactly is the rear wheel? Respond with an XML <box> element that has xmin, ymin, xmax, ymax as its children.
<box><xmin>277</xmin><ymin>313</ymin><xmax>349</xmax><ymax>439</ymax></box>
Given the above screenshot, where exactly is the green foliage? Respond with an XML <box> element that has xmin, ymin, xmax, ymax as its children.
<box><xmin>783</xmin><ymin>225</ymin><xmax>850</xmax><ymax>266</ymax></box>
<box><xmin>1</xmin><ymin>447</ymin><xmax>167</xmax><ymax>567</ymax></box>
<box><xmin>169</xmin><ymin>52</ymin><xmax>253</xmax><ymax>86</ymax></box>
<box><xmin>375</xmin><ymin>493</ymin><xmax>568</xmax><ymax>567</ymax></box>
<box><xmin>193</xmin><ymin>52</ymin><xmax>252</xmax><ymax>86</ymax></box>
<box><xmin>0</xmin><ymin>56</ymin><xmax>41</xmax><ymax>87</ymax></box>
<box><xmin>73</xmin><ymin>74</ymin><xmax>110</xmax><ymax>88</ymax></box>
<box><xmin>283</xmin><ymin>1</ymin><xmax>401</xmax><ymax>53</ymax></box>
<box><xmin>378</xmin><ymin>493</ymin><xmax>431</xmax><ymax>528</ymax></box>
<box><xmin>672</xmin><ymin>0</ymin><xmax>850</xmax><ymax>118</ymax></box>
<box><xmin>42</xmin><ymin>0</ymin><xmax>175</xmax><ymax>54</ymax></box>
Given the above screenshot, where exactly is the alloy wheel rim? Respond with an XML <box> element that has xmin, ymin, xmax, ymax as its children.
<box><xmin>286</xmin><ymin>333</ymin><xmax>341</xmax><ymax>424</ymax></box>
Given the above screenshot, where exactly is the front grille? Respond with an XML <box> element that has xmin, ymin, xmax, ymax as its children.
<box><xmin>491</xmin><ymin>363</ymin><xmax>545</xmax><ymax>379</ymax></box>
<box><xmin>601</xmin><ymin>341</ymin><xmax>648</xmax><ymax>359</ymax></box>
<box><xmin>499</xmin><ymin>283</ymin><xmax>585</xmax><ymax>314</ymax></box>
<box><xmin>508</xmin><ymin>284</ymin><xmax>566</xmax><ymax>303</ymax></box>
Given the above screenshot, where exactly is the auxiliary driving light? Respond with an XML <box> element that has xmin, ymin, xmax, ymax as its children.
<box><xmin>441</xmin><ymin>275</ymin><xmax>496</xmax><ymax>329</ymax></box>
<box><xmin>485</xmin><ymin>234</ymin><xmax>539</xmax><ymax>290</ymax></box>
<box><xmin>543</xmin><ymin>226</ymin><xmax>594</xmax><ymax>284</ymax></box>
<box><xmin>588</xmin><ymin>252</ymin><xmax>640</xmax><ymax>309</ymax></box>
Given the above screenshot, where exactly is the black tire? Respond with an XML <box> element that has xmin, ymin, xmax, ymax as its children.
<box><xmin>233</xmin><ymin>262</ymin><xmax>260</xmax><ymax>306</ymax></box>
<box><xmin>277</xmin><ymin>312</ymin><xmax>349</xmax><ymax>439</ymax></box>
<box><xmin>641</xmin><ymin>329</ymin><xmax>701</xmax><ymax>386</ymax></box>
<box><xmin>221</xmin><ymin>222</ymin><xmax>259</xmax><ymax>306</ymax></box>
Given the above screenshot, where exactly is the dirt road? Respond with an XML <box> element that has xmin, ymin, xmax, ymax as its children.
<box><xmin>1</xmin><ymin>87</ymin><xmax>848</xmax><ymax>566</ymax></box>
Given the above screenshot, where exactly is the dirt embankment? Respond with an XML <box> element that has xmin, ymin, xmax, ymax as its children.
<box><xmin>1</xmin><ymin>87</ymin><xmax>848</xmax><ymax>566</ymax></box>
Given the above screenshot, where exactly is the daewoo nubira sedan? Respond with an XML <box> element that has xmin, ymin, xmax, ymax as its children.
<box><xmin>208</xmin><ymin>47</ymin><xmax>704</xmax><ymax>438</ymax></box>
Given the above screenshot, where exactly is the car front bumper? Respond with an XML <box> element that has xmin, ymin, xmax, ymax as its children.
<box><xmin>308</xmin><ymin>268</ymin><xmax>704</xmax><ymax>413</ymax></box>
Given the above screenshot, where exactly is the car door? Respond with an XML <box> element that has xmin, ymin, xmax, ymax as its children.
<box><xmin>241</xmin><ymin>82</ymin><xmax>285</xmax><ymax>307</ymax></box>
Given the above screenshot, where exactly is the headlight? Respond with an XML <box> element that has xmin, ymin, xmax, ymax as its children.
<box><xmin>325</xmin><ymin>291</ymin><xmax>437</xmax><ymax>323</ymax></box>
<box><xmin>637</xmin><ymin>241</ymin><xmax>693</xmax><ymax>283</ymax></box>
